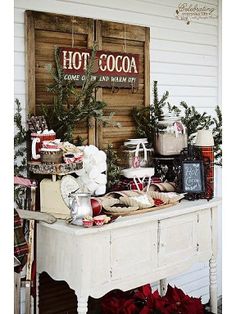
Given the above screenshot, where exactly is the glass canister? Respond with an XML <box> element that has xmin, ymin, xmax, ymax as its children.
<box><xmin>120</xmin><ymin>138</ymin><xmax>154</xmax><ymax>168</ymax></box>
<box><xmin>154</xmin><ymin>114</ymin><xmax>187</xmax><ymax>156</ymax></box>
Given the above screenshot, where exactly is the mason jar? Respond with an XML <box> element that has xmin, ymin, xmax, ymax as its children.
<box><xmin>119</xmin><ymin>138</ymin><xmax>154</xmax><ymax>168</ymax></box>
<box><xmin>154</xmin><ymin>114</ymin><xmax>187</xmax><ymax>156</ymax></box>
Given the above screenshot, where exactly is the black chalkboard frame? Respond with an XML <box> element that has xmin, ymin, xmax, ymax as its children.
<box><xmin>181</xmin><ymin>160</ymin><xmax>205</xmax><ymax>194</ymax></box>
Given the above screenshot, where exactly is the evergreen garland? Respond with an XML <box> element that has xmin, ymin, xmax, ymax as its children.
<box><xmin>14</xmin><ymin>99</ymin><xmax>27</xmax><ymax>208</ymax></box>
<box><xmin>42</xmin><ymin>45</ymin><xmax>119</xmax><ymax>142</ymax></box>
<box><xmin>132</xmin><ymin>81</ymin><xmax>169</xmax><ymax>143</ymax></box>
<box><xmin>151</xmin><ymin>80</ymin><xmax>169</xmax><ymax>122</ymax></box>
<box><xmin>14</xmin><ymin>99</ymin><xmax>27</xmax><ymax>176</ymax></box>
<box><xmin>170</xmin><ymin>101</ymin><xmax>214</xmax><ymax>143</ymax></box>
<box><xmin>105</xmin><ymin>144</ymin><xmax>121</xmax><ymax>191</ymax></box>
<box><xmin>132</xmin><ymin>81</ymin><xmax>222</xmax><ymax>164</ymax></box>
<box><xmin>212</xmin><ymin>105</ymin><xmax>222</xmax><ymax>166</ymax></box>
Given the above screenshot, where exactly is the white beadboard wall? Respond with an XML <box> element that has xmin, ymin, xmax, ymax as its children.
<box><xmin>14</xmin><ymin>0</ymin><xmax>222</xmax><ymax>310</ymax></box>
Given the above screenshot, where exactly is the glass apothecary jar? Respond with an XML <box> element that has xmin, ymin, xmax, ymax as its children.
<box><xmin>154</xmin><ymin>114</ymin><xmax>187</xmax><ymax>156</ymax></box>
<box><xmin>119</xmin><ymin>138</ymin><xmax>154</xmax><ymax>168</ymax></box>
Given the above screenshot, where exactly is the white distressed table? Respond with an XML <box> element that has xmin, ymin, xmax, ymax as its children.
<box><xmin>37</xmin><ymin>198</ymin><xmax>220</xmax><ymax>313</ymax></box>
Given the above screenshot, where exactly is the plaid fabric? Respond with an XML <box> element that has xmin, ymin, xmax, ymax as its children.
<box><xmin>200</xmin><ymin>146</ymin><xmax>214</xmax><ymax>199</ymax></box>
<box><xmin>14</xmin><ymin>209</ymin><xmax>29</xmax><ymax>273</ymax></box>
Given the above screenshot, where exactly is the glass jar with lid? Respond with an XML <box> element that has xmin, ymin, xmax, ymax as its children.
<box><xmin>119</xmin><ymin>138</ymin><xmax>154</xmax><ymax>168</ymax></box>
<box><xmin>154</xmin><ymin>114</ymin><xmax>187</xmax><ymax>156</ymax></box>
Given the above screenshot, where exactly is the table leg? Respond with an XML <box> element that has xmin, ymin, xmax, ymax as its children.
<box><xmin>160</xmin><ymin>278</ymin><xmax>167</xmax><ymax>296</ymax></box>
<box><xmin>36</xmin><ymin>272</ymin><xmax>39</xmax><ymax>314</ymax></box>
<box><xmin>14</xmin><ymin>272</ymin><xmax>21</xmax><ymax>314</ymax></box>
<box><xmin>209</xmin><ymin>256</ymin><xmax>217</xmax><ymax>314</ymax></box>
<box><xmin>76</xmin><ymin>294</ymin><xmax>89</xmax><ymax>314</ymax></box>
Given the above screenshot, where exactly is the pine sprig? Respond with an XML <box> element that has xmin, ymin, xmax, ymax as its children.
<box><xmin>132</xmin><ymin>81</ymin><xmax>169</xmax><ymax>143</ymax></box>
<box><xmin>105</xmin><ymin>144</ymin><xmax>121</xmax><ymax>191</ymax></box>
<box><xmin>132</xmin><ymin>82</ymin><xmax>222</xmax><ymax>164</ymax></box>
<box><xmin>179</xmin><ymin>101</ymin><xmax>214</xmax><ymax>142</ymax></box>
<box><xmin>151</xmin><ymin>81</ymin><xmax>168</xmax><ymax>122</ymax></box>
<box><xmin>167</xmin><ymin>103</ymin><xmax>181</xmax><ymax>116</ymax></box>
<box><xmin>14</xmin><ymin>99</ymin><xmax>27</xmax><ymax>176</ymax></box>
<box><xmin>42</xmin><ymin>45</ymin><xmax>119</xmax><ymax>142</ymax></box>
<box><xmin>132</xmin><ymin>106</ymin><xmax>155</xmax><ymax>143</ymax></box>
<box><xmin>14</xmin><ymin>99</ymin><xmax>27</xmax><ymax>208</ymax></box>
<box><xmin>212</xmin><ymin>105</ymin><xmax>222</xmax><ymax>166</ymax></box>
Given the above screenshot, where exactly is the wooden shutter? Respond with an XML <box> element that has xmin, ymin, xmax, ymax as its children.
<box><xmin>95</xmin><ymin>20</ymin><xmax>150</xmax><ymax>149</ymax></box>
<box><xmin>25</xmin><ymin>11</ymin><xmax>150</xmax><ymax>148</ymax></box>
<box><xmin>25</xmin><ymin>11</ymin><xmax>94</xmax><ymax>144</ymax></box>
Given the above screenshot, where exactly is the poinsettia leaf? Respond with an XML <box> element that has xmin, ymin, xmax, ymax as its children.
<box><xmin>165</xmin><ymin>285</ymin><xmax>181</xmax><ymax>303</ymax></box>
<box><xmin>140</xmin><ymin>305</ymin><xmax>152</xmax><ymax>314</ymax></box>
<box><xmin>140</xmin><ymin>284</ymin><xmax>152</xmax><ymax>298</ymax></box>
<box><xmin>152</xmin><ymin>290</ymin><xmax>161</xmax><ymax>300</ymax></box>
<box><xmin>121</xmin><ymin>299</ymin><xmax>139</xmax><ymax>314</ymax></box>
<box><xmin>100</xmin><ymin>290</ymin><xmax>131</xmax><ymax>314</ymax></box>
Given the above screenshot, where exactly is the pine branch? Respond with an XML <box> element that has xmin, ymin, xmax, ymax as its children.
<box><xmin>42</xmin><ymin>44</ymin><xmax>119</xmax><ymax>142</ymax></box>
<box><xmin>132</xmin><ymin>83</ymin><xmax>222</xmax><ymax>165</ymax></box>
<box><xmin>105</xmin><ymin>144</ymin><xmax>121</xmax><ymax>191</ymax></box>
<box><xmin>14</xmin><ymin>99</ymin><xmax>28</xmax><ymax>208</ymax></box>
<box><xmin>132</xmin><ymin>81</ymin><xmax>170</xmax><ymax>142</ymax></box>
<box><xmin>14</xmin><ymin>99</ymin><xmax>27</xmax><ymax>174</ymax></box>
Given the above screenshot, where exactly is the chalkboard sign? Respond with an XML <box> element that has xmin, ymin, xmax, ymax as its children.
<box><xmin>182</xmin><ymin>161</ymin><xmax>205</xmax><ymax>193</ymax></box>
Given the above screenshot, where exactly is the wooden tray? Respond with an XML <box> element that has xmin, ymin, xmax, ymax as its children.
<box><xmin>104</xmin><ymin>203</ymin><xmax>175</xmax><ymax>217</ymax></box>
<box><xmin>28</xmin><ymin>161</ymin><xmax>83</xmax><ymax>176</ymax></box>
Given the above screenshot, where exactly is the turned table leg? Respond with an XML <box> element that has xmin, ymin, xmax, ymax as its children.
<box><xmin>209</xmin><ymin>206</ymin><xmax>218</xmax><ymax>314</ymax></box>
<box><xmin>209</xmin><ymin>256</ymin><xmax>217</xmax><ymax>314</ymax></box>
<box><xmin>76</xmin><ymin>294</ymin><xmax>89</xmax><ymax>314</ymax></box>
<box><xmin>36</xmin><ymin>272</ymin><xmax>39</xmax><ymax>314</ymax></box>
<box><xmin>160</xmin><ymin>278</ymin><xmax>167</xmax><ymax>296</ymax></box>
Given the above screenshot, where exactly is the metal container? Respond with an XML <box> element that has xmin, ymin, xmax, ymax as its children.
<box><xmin>68</xmin><ymin>191</ymin><xmax>93</xmax><ymax>225</ymax></box>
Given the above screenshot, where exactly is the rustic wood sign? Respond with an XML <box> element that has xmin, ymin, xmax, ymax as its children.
<box><xmin>59</xmin><ymin>47</ymin><xmax>139</xmax><ymax>88</ymax></box>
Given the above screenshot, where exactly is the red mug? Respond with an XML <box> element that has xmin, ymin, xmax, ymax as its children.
<box><xmin>90</xmin><ymin>198</ymin><xmax>102</xmax><ymax>216</ymax></box>
<box><xmin>31</xmin><ymin>132</ymin><xmax>56</xmax><ymax>161</ymax></box>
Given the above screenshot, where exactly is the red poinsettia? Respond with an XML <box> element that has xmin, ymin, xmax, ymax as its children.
<box><xmin>120</xmin><ymin>298</ymin><xmax>139</xmax><ymax>314</ymax></box>
<box><xmin>131</xmin><ymin>284</ymin><xmax>168</xmax><ymax>313</ymax></box>
<box><xmin>100</xmin><ymin>289</ymin><xmax>137</xmax><ymax>314</ymax></box>
<box><xmin>163</xmin><ymin>285</ymin><xmax>204</xmax><ymax>314</ymax></box>
<box><xmin>98</xmin><ymin>284</ymin><xmax>204</xmax><ymax>314</ymax></box>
